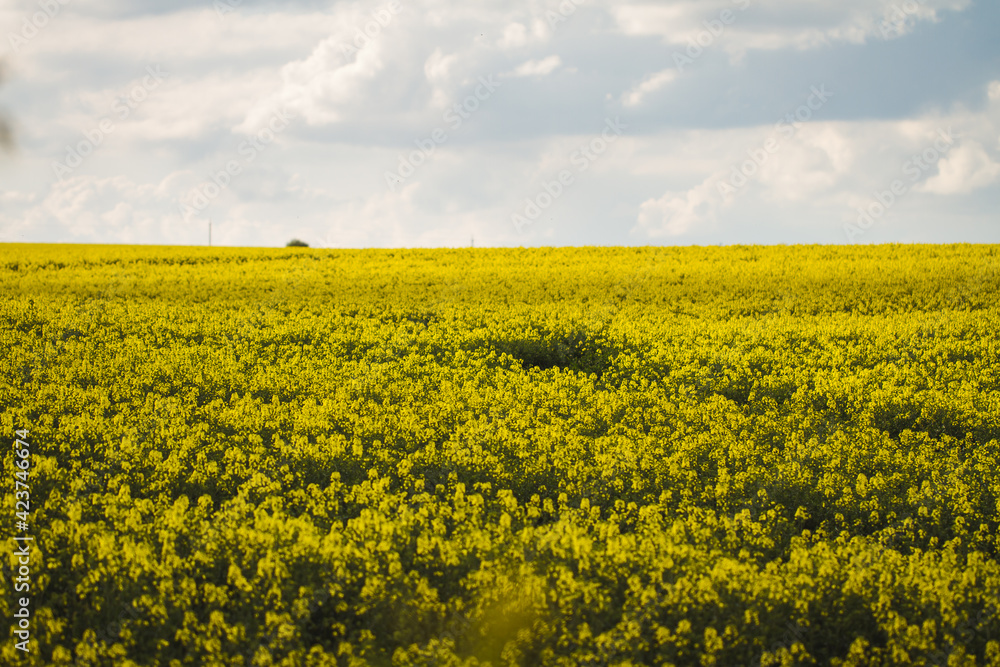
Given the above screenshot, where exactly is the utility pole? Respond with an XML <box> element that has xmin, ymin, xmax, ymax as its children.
<box><xmin>209</xmin><ymin>219</ymin><xmax>212</xmax><ymax>247</ymax></box>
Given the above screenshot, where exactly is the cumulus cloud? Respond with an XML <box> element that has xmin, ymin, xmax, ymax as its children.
<box><xmin>503</xmin><ymin>55</ymin><xmax>562</xmax><ymax>78</ymax></box>
<box><xmin>238</xmin><ymin>31</ymin><xmax>388</xmax><ymax>129</ymax></box>
<box><xmin>498</xmin><ymin>22</ymin><xmax>528</xmax><ymax>49</ymax></box>
<box><xmin>423</xmin><ymin>48</ymin><xmax>460</xmax><ymax>109</ymax></box>
<box><xmin>631</xmin><ymin>76</ymin><xmax>1000</xmax><ymax>241</ymax></box>
<box><xmin>920</xmin><ymin>142</ymin><xmax>1000</xmax><ymax>195</ymax></box>
<box><xmin>635</xmin><ymin>177</ymin><xmax>722</xmax><ymax>237</ymax></box>
<box><xmin>3</xmin><ymin>174</ymin><xmax>182</xmax><ymax>243</ymax></box>
<box><xmin>755</xmin><ymin>125</ymin><xmax>854</xmax><ymax>202</ymax></box>
<box><xmin>621</xmin><ymin>69</ymin><xmax>678</xmax><ymax>107</ymax></box>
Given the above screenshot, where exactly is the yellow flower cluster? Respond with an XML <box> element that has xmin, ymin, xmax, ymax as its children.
<box><xmin>1</xmin><ymin>243</ymin><xmax>998</xmax><ymax>665</ymax></box>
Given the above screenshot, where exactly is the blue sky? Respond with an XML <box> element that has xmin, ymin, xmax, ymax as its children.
<box><xmin>1</xmin><ymin>0</ymin><xmax>998</xmax><ymax>247</ymax></box>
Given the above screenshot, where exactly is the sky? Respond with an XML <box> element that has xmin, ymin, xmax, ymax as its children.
<box><xmin>0</xmin><ymin>0</ymin><xmax>998</xmax><ymax>248</ymax></box>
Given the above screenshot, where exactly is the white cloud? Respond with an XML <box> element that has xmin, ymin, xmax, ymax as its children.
<box><xmin>504</xmin><ymin>55</ymin><xmax>562</xmax><ymax>78</ymax></box>
<box><xmin>756</xmin><ymin>125</ymin><xmax>854</xmax><ymax>202</ymax></box>
<box><xmin>498</xmin><ymin>22</ymin><xmax>528</xmax><ymax>49</ymax></box>
<box><xmin>920</xmin><ymin>142</ymin><xmax>1000</xmax><ymax>195</ymax></box>
<box><xmin>630</xmin><ymin>78</ymin><xmax>1000</xmax><ymax>240</ymax></box>
<box><xmin>635</xmin><ymin>177</ymin><xmax>721</xmax><ymax>237</ymax></box>
<box><xmin>609</xmin><ymin>0</ymin><xmax>972</xmax><ymax>56</ymax></box>
<box><xmin>2</xmin><ymin>9</ymin><xmax>340</xmax><ymax>74</ymax></box>
<box><xmin>6</xmin><ymin>174</ymin><xmax>181</xmax><ymax>243</ymax></box>
<box><xmin>240</xmin><ymin>34</ymin><xmax>387</xmax><ymax>129</ymax></box>
<box><xmin>621</xmin><ymin>69</ymin><xmax>677</xmax><ymax>107</ymax></box>
<box><xmin>424</xmin><ymin>48</ymin><xmax>460</xmax><ymax>109</ymax></box>
<box><xmin>0</xmin><ymin>191</ymin><xmax>37</xmax><ymax>205</ymax></box>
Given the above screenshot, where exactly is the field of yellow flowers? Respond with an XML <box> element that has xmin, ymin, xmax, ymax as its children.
<box><xmin>2</xmin><ymin>243</ymin><xmax>999</xmax><ymax>666</ymax></box>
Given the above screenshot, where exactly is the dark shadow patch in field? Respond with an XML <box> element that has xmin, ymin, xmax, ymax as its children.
<box><xmin>466</xmin><ymin>325</ymin><xmax>647</xmax><ymax>382</ymax></box>
<box><xmin>496</xmin><ymin>333</ymin><xmax>603</xmax><ymax>375</ymax></box>
<box><xmin>871</xmin><ymin>399</ymin><xmax>996</xmax><ymax>443</ymax></box>
<box><xmin>461</xmin><ymin>323</ymin><xmax>650</xmax><ymax>385</ymax></box>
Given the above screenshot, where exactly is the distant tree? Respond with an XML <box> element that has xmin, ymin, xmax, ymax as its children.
<box><xmin>286</xmin><ymin>239</ymin><xmax>309</xmax><ymax>247</ymax></box>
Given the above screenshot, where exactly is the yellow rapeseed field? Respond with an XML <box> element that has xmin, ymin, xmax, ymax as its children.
<box><xmin>1</xmin><ymin>243</ymin><xmax>999</xmax><ymax>665</ymax></box>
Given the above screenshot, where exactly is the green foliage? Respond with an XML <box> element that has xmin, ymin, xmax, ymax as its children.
<box><xmin>286</xmin><ymin>239</ymin><xmax>309</xmax><ymax>248</ymax></box>
<box><xmin>1</xmin><ymin>244</ymin><xmax>999</xmax><ymax>665</ymax></box>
